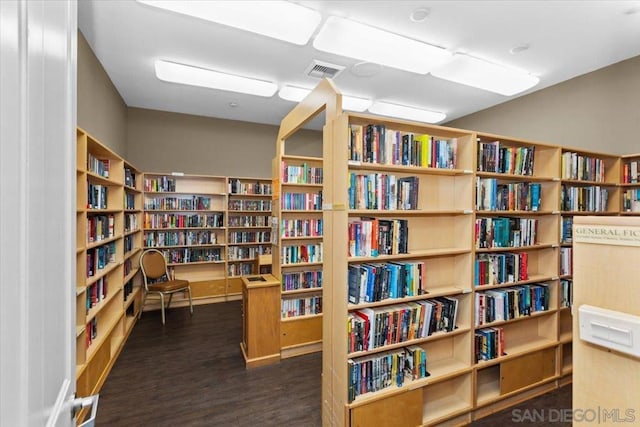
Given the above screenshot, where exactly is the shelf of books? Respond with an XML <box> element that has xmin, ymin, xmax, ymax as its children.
<box><xmin>324</xmin><ymin>112</ymin><xmax>477</xmax><ymax>426</ymax></box>
<box><xmin>274</xmin><ymin>155</ymin><xmax>324</xmax><ymax>358</ymax></box>
<box><xmin>558</xmin><ymin>147</ymin><xmax>620</xmax><ymax>382</ymax></box>
<box><xmin>142</xmin><ymin>173</ymin><xmax>229</xmax><ymax>306</ymax></box>
<box><xmin>620</xmin><ymin>153</ymin><xmax>640</xmax><ymax>214</ymax></box>
<box><xmin>75</xmin><ymin>128</ymin><xmax>142</xmax><ymax>402</ymax></box>
<box><xmin>227</xmin><ymin>176</ymin><xmax>273</xmax><ymax>295</ymax></box>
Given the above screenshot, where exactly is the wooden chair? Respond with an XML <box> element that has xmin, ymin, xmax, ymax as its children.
<box><xmin>139</xmin><ymin>248</ymin><xmax>193</xmax><ymax>324</ymax></box>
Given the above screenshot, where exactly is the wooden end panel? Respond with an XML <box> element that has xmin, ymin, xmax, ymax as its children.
<box><xmin>190</xmin><ymin>279</ymin><xmax>226</xmax><ymax>298</ymax></box>
<box><xmin>350</xmin><ymin>389</ymin><xmax>422</xmax><ymax>427</ymax></box>
<box><xmin>500</xmin><ymin>347</ymin><xmax>556</xmax><ymax>394</ymax></box>
<box><xmin>281</xmin><ymin>315</ymin><xmax>322</xmax><ymax>348</ymax></box>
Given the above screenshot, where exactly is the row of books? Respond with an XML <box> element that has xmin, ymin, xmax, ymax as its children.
<box><xmin>228</xmin><ymin>179</ymin><xmax>272</xmax><ymax>195</ymax></box>
<box><xmin>477</xmin><ymin>140</ymin><xmax>535</xmax><ymax>176</ymax></box>
<box><xmin>87</xmin><ymin>183</ymin><xmax>108</xmax><ymax>209</ymax></box>
<box><xmin>475</xmin><ymin>217</ymin><xmax>538</xmax><ymax>249</ymax></box>
<box><xmin>86</xmin><ymin>277</ymin><xmax>107</xmax><ymax>314</ymax></box>
<box><xmin>561</xmin><ymin>216</ymin><xmax>573</xmax><ymax>244</ymax></box>
<box><xmin>123</xmin><ymin>278</ymin><xmax>134</xmax><ymax>301</ymax></box>
<box><xmin>281</xmin><ymin>218</ymin><xmax>323</xmax><ymax>238</ymax></box>
<box><xmin>348</xmin><ymin>297</ymin><xmax>459</xmax><ymax>353</ymax></box>
<box><xmin>229</xmin><ymin>214</ymin><xmax>270</xmax><ymax>227</ymax></box>
<box><xmin>228</xmin><ymin>231</ymin><xmax>271</xmax><ymax>244</ymax></box>
<box><xmin>86</xmin><ymin>243</ymin><xmax>116</xmax><ymax>277</ymax></box>
<box><xmin>125</xmin><ymin>193</ymin><xmax>136</xmax><ymax>210</ymax></box>
<box><xmin>281</xmin><ymin>162</ymin><xmax>324</xmax><ymax>184</ymax></box>
<box><xmin>348</xmin><ymin>261</ymin><xmax>425</xmax><ymax>305</ymax></box>
<box><xmin>88</xmin><ymin>153</ymin><xmax>110</xmax><ymax>178</ymax></box>
<box><xmin>143</xmin><ymin>212</ymin><xmax>223</xmax><ymax>229</ymax></box>
<box><xmin>281</xmin><ymin>295</ymin><xmax>322</xmax><ymax>318</ymax></box>
<box><xmin>228</xmin><ymin>245</ymin><xmax>271</xmax><ymax>261</ymax></box>
<box><xmin>123</xmin><ymin>258</ymin><xmax>133</xmax><ymax>278</ymax></box>
<box><xmin>561</xmin><ymin>151</ymin><xmax>606</xmax><ymax>182</ymax></box>
<box><xmin>475</xmin><ymin>326</ymin><xmax>505</xmax><ymax>362</ymax></box>
<box><xmin>144</xmin><ymin>176</ymin><xmax>176</xmax><ymax>192</ymax></box>
<box><xmin>85</xmin><ymin>317</ymin><xmax>98</xmax><ymax>348</ymax></box>
<box><xmin>229</xmin><ymin>199</ymin><xmax>272</xmax><ymax>211</ymax></box>
<box><xmin>622</xmin><ymin>188</ymin><xmax>640</xmax><ymax>212</ymax></box>
<box><xmin>348</xmin><ymin>217</ymin><xmax>409</xmax><ymax>257</ymax></box>
<box><xmin>124</xmin><ymin>235</ymin><xmax>134</xmax><ymax>254</ymax></box>
<box><xmin>281</xmin><ymin>243</ymin><xmax>323</xmax><ymax>264</ymax></box>
<box><xmin>144</xmin><ymin>195</ymin><xmax>212</xmax><ymax>211</ymax></box>
<box><xmin>125</xmin><ymin>213</ymin><xmax>138</xmax><ymax>233</ymax></box>
<box><xmin>475</xmin><ymin>178</ymin><xmax>542</xmax><ymax>212</ymax></box>
<box><xmin>280</xmin><ymin>191</ymin><xmax>322</xmax><ymax>211</ymax></box>
<box><xmin>144</xmin><ymin>230</ymin><xmax>218</xmax><ymax>247</ymax></box>
<box><xmin>560</xmin><ymin>185</ymin><xmax>609</xmax><ymax>212</ymax></box>
<box><xmin>228</xmin><ymin>262</ymin><xmax>253</xmax><ymax>276</ymax></box>
<box><xmin>87</xmin><ymin>214</ymin><xmax>115</xmax><ymax>243</ymax></box>
<box><xmin>349</xmin><ymin>173</ymin><xmax>419</xmax><ymax>210</ymax></box>
<box><xmin>474</xmin><ymin>252</ymin><xmax>529</xmax><ymax>287</ymax></box>
<box><xmin>475</xmin><ymin>283</ymin><xmax>550</xmax><ymax>326</ymax></box>
<box><xmin>560</xmin><ymin>247</ymin><xmax>572</xmax><ymax>276</ymax></box>
<box><xmin>561</xmin><ymin>279</ymin><xmax>572</xmax><ymax>308</ymax></box>
<box><xmin>349</xmin><ymin>124</ymin><xmax>458</xmax><ymax>169</ymax></box>
<box><xmin>124</xmin><ymin>167</ymin><xmax>136</xmax><ymax>188</ymax></box>
<box><xmin>282</xmin><ymin>270</ymin><xmax>323</xmax><ymax>292</ymax></box>
<box><xmin>622</xmin><ymin>160</ymin><xmax>640</xmax><ymax>184</ymax></box>
<box><xmin>161</xmin><ymin>247</ymin><xmax>222</xmax><ymax>263</ymax></box>
<box><xmin>348</xmin><ymin>345</ymin><xmax>429</xmax><ymax>403</ymax></box>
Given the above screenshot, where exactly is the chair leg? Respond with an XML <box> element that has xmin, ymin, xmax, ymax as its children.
<box><xmin>187</xmin><ymin>287</ymin><xmax>193</xmax><ymax>316</ymax></box>
<box><xmin>167</xmin><ymin>292</ymin><xmax>174</xmax><ymax>309</ymax></box>
<box><xmin>139</xmin><ymin>289</ymin><xmax>146</xmax><ymax>319</ymax></box>
<box><xmin>159</xmin><ymin>293</ymin><xmax>165</xmax><ymax>325</ymax></box>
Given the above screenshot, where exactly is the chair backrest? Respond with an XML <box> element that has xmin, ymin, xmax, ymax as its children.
<box><xmin>140</xmin><ymin>249</ymin><xmax>169</xmax><ymax>284</ymax></box>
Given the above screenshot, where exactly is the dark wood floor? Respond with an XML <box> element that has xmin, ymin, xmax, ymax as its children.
<box><xmin>98</xmin><ymin>301</ymin><xmax>571</xmax><ymax>426</ymax></box>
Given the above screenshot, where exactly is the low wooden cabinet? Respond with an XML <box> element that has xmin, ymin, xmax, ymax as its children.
<box><xmin>240</xmin><ymin>274</ymin><xmax>281</xmax><ymax>368</ymax></box>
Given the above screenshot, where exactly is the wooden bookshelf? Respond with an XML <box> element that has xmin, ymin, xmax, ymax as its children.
<box><xmin>620</xmin><ymin>153</ymin><xmax>640</xmax><ymax>214</ymax></box>
<box><xmin>75</xmin><ymin>128</ymin><xmax>143</xmax><ymax>402</ymax></box>
<box><xmin>227</xmin><ymin>176</ymin><xmax>273</xmax><ymax>295</ymax></box>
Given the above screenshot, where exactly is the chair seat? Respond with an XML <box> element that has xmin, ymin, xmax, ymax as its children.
<box><xmin>148</xmin><ymin>279</ymin><xmax>190</xmax><ymax>292</ymax></box>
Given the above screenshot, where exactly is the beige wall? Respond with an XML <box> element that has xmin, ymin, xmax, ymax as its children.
<box><xmin>446</xmin><ymin>55</ymin><xmax>640</xmax><ymax>155</ymax></box>
<box><xmin>77</xmin><ymin>31</ymin><xmax>127</xmax><ymax>156</ymax></box>
<box><xmin>126</xmin><ymin>107</ymin><xmax>322</xmax><ymax>177</ymax></box>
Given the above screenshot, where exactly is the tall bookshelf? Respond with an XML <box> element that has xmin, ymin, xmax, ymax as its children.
<box><xmin>274</xmin><ymin>155</ymin><xmax>324</xmax><ymax>358</ymax></box>
<box><xmin>558</xmin><ymin>147</ymin><xmax>620</xmax><ymax>384</ymax></box>
<box><xmin>620</xmin><ymin>153</ymin><xmax>640</xmax><ymax>214</ymax></box>
<box><xmin>473</xmin><ymin>134</ymin><xmax>562</xmax><ymax>416</ymax></box>
<box><xmin>326</xmin><ymin>113</ymin><xmax>477</xmax><ymax>426</ymax></box>
<box><xmin>227</xmin><ymin>177</ymin><xmax>274</xmax><ymax>296</ymax></box>
<box><xmin>142</xmin><ymin>173</ymin><xmax>228</xmax><ymax>305</ymax></box>
<box><xmin>75</xmin><ymin>128</ymin><xmax>143</xmax><ymax>401</ymax></box>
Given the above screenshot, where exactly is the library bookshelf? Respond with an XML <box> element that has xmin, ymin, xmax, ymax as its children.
<box><xmin>75</xmin><ymin>128</ymin><xmax>144</xmax><ymax>402</ymax></box>
<box><xmin>558</xmin><ymin>147</ymin><xmax>620</xmax><ymax>385</ymax></box>
<box><xmin>141</xmin><ymin>173</ymin><xmax>273</xmax><ymax>307</ymax></box>
<box><xmin>620</xmin><ymin>153</ymin><xmax>640</xmax><ymax>214</ymax></box>
<box><xmin>273</xmin><ymin>154</ymin><xmax>324</xmax><ymax>358</ymax></box>
<box><xmin>273</xmin><ymin>80</ymin><xmax>604</xmax><ymax>426</ymax></box>
<box><xmin>227</xmin><ymin>176</ymin><xmax>274</xmax><ymax>295</ymax></box>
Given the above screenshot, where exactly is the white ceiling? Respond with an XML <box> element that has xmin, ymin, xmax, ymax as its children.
<box><xmin>79</xmin><ymin>1</ymin><xmax>640</xmax><ymax>130</ymax></box>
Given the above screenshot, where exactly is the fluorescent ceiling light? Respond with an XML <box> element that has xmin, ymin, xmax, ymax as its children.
<box><xmin>137</xmin><ymin>0</ymin><xmax>321</xmax><ymax>45</ymax></box>
<box><xmin>313</xmin><ymin>16</ymin><xmax>452</xmax><ymax>74</ymax></box>
<box><xmin>278</xmin><ymin>85</ymin><xmax>371</xmax><ymax>112</ymax></box>
<box><xmin>368</xmin><ymin>101</ymin><xmax>446</xmax><ymax>124</ymax></box>
<box><xmin>430</xmin><ymin>54</ymin><xmax>540</xmax><ymax>96</ymax></box>
<box><xmin>155</xmin><ymin>60</ymin><xmax>277</xmax><ymax>97</ymax></box>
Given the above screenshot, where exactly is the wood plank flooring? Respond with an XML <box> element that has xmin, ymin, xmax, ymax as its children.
<box><xmin>97</xmin><ymin>301</ymin><xmax>571</xmax><ymax>426</ymax></box>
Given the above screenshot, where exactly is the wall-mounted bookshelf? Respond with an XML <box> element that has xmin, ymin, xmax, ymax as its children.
<box><xmin>75</xmin><ymin>128</ymin><xmax>143</xmax><ymax>402</ymax></box>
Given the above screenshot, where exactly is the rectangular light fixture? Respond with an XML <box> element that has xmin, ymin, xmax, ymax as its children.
<box><xmin>313</xmin><ymin>16</ymin><xmax>451</xmax><ymax>74</ymax></box>
<box><xmin>368</xmin><ymin>101</ymin><xmax>446</xmax><ymax>124</ymax></box>
<box><xmin>430</xmin><ymin>54</ymin><xmax>540</xmax><ymax>96</ymax></box>
<box><xmin>137</xmin><ymin>1</ymin><xmax>321</xmax><ymax>45</ymax></box>
<box><xmin>278</xmin><ymin>85</ymin><xmax>371</xmax><ymax>112</ymax></box>
<box><xmin>155</xmin><ymin>60</ymin><xmax>277</xmax><ymax>97</ymax></box>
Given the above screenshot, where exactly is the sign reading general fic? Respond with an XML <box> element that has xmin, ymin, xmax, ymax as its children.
<box><xmin>573</xmin><ymin>224</ymin><xmax>640</xmax><ymax>247</ymax></box>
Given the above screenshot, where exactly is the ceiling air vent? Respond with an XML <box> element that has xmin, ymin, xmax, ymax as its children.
<box><xmin>305</xmin><ymin>60</ymin><xmax>345</xmax><ymax>79</ymax></box>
